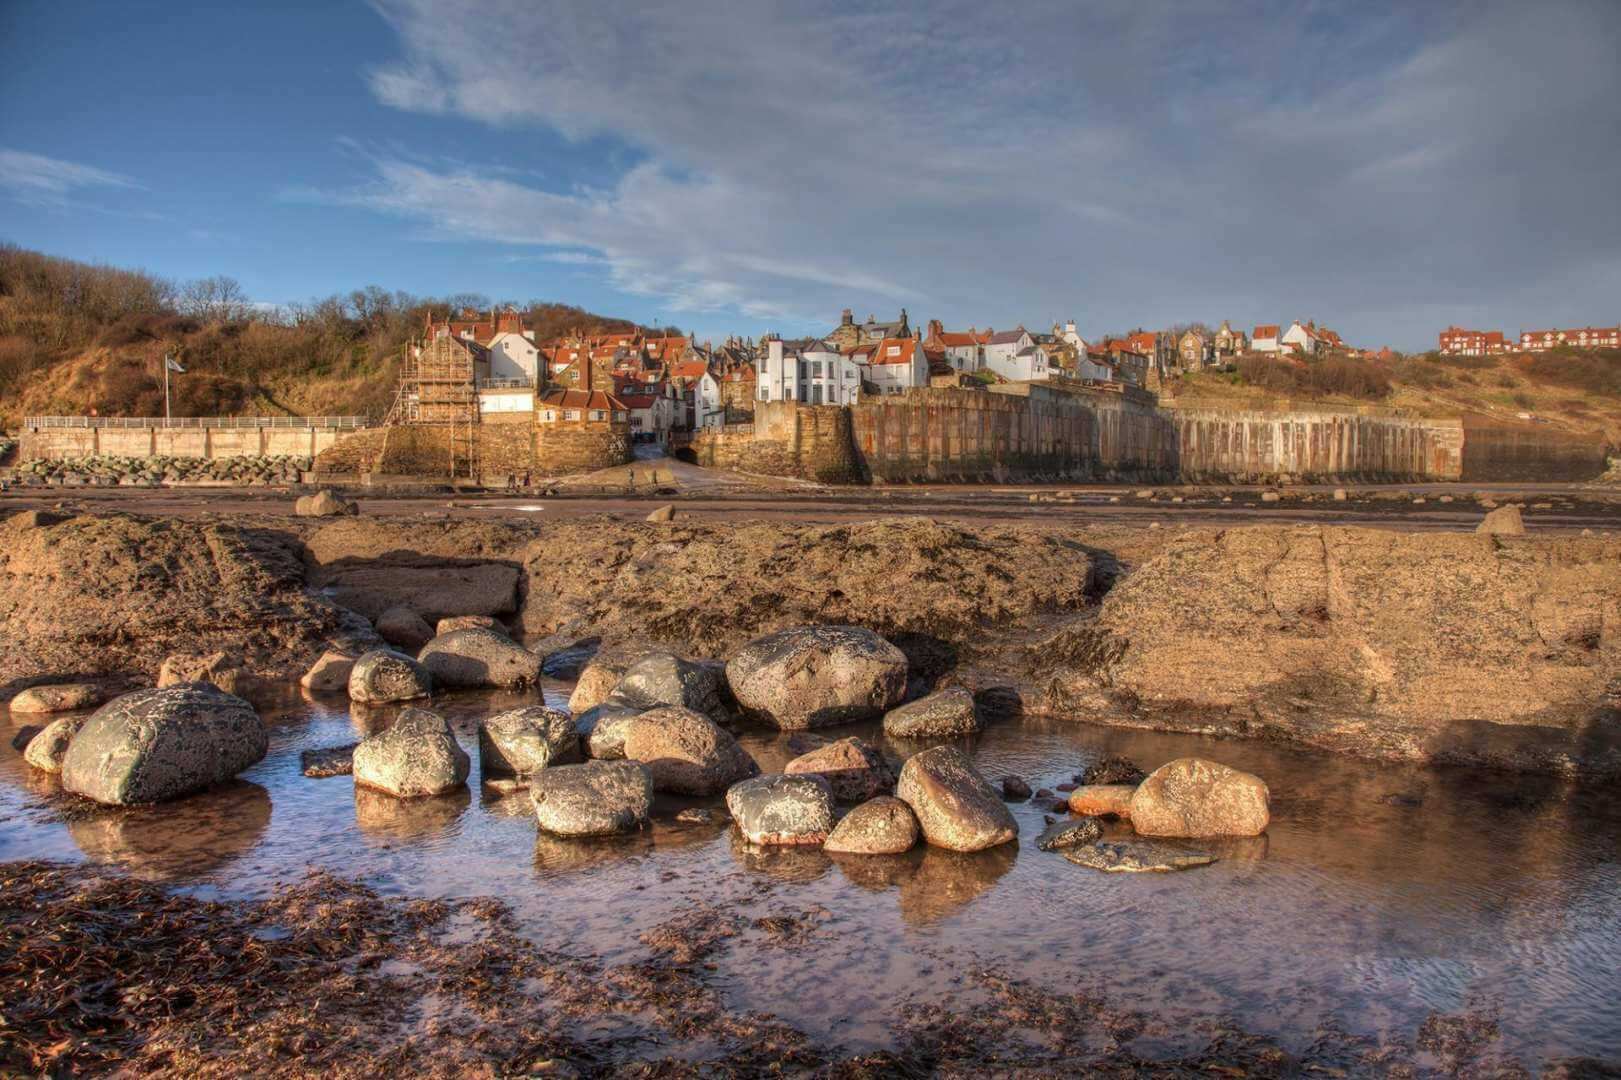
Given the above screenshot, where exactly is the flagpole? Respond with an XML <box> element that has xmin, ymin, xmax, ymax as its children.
<box><xmin>164</xmin><ymin>352</ymin><xmax>172</xmax><ymax>423</ymax></box>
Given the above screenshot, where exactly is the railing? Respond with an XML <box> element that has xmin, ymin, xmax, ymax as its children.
<box><xmin>24</xmin><ymin>416</ymin><xmax>370</xmax><ymax>430</ymax></box>
<box><xmin>476</xmin><ymin>378</ymin><xmax>536</xmax><ymax>390</ymax></box>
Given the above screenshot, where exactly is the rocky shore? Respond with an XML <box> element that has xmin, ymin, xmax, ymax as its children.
<box><xmin>9</xmin><ymin>454</ymin><xmax>314</xmax><ymax>488</ymax></box>
<box><xmin>3</xmin><ymin>504</ymin><xmax>1616</xmax><ymax>776</ymax></box>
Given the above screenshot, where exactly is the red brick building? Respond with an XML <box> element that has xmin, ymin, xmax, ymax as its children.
<box><xmin>1437</xmin><ymin>326</ymin><xmax>1507</xmax><ymax>355</ymax></box>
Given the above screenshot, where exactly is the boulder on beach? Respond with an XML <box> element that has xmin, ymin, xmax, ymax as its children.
<box><xmin>611</xmin><ymin>650</ymin><xmax>727</xmax><ymax>718</ymax></box>
<box><xmin>60</xmin><ymin>685</ymin><xmax>268</xmax><ymax>805</ymax></box>
<box><xmin>376</xmin><ymin>606</ymin><xmax>435</xmax><ymax>651</ymax></box>
<box><xmin>348</xmin><ymin>648</ymin><xmax>433</xmax><ymax>704</ymax></box>
<box><xmin>479</xmin><ymin>706</ymin><xmax>580</xmax><ymax>778</ymax></box>
<box><xmin>824</xmin><ymin>795</ymin><xmax>920</xmax><ymax>855</ymax></box>
<box><xmin>646</xmin><ymin>504</ymin><xmax>675</xmax><ymax>523</ymax></box>
<box><xmin>895</xmin><ymin>745</ymin><xmax>1018</xmax><ymax>852</ymax></box>
<box><xmin>22</xmin><ymin>714</ymin><xmax>89</xmax><ymax>773</ymax></box>
<box><xmin>1128</xmin><ymin>757</ymin><xmax>1270</xmax><ymax>837</ymax></box>
<box><xmin>530</xmin><ymin>760</ymin><xmax>653</xmax><ymax>837</ymax></box>
<box><xmin>299</xmin><ymin>650</ymin><xmax>356</xmax><ymax>693</ymax></box>
<box><xmin>581</xmin><ymin>701</ymin><xmax>647</xmax><ymax>758</ymax></box>
<box><xmin>1476</xmin><ymin>505</ymin><xmax>1525</xmax><ymax>536</ymax></box>
<box><xmin>1080</xmin><ymin>756</ymin><xmax>1147</xmax><ymax>786</ymax></box>
<box><xmin>9</xmin><ymin>683</ymin><xmax>103</xmax><ymax>715</ymax></box>
<box><xmin>1064</xmin><ymin>839</ymin><xmax>1217</xmax><ymax>872</ymax></box>
<box><xmin>1035</xmin><ymin>817</ymin><xmax>1102</xmax><ymax>852</ymax></box>
<box><xmin>725</xmin><ymin>625</ymin><xmax>908</xmax><ymax>729</ymax></box>
<box><xmin>1068</xmin><ymin>784</ymin><xmax>1137</xmax><ymax>818</ymax></box>
<box><xmin>882</xmin><ymin>687</ymin><xmax>981</xmax><ymax>739</ymax></box>
<box><xmin>568</xmin><ymin>656</ymin><xmax>629</xmax><ymax>715</ymax></box>
<box><xmin>784</xmin><ymin>736</ymin><xmax>893</xmax><ymax>801</ymax></box>
<box><xmin>352</xmin><ymin>707</ymin><xmax>469</xmax><ymax>798</ymax></box>
<box><xmin>156</xmin><ymin>651</ymin><xmax>259</xmax><ymax>697</ymax></box>
<box><xmin>436</xmin><ymin>614</ymin><xmax>506</xmax><ymax>637</ymax></box>
<box><xmin>294</xmin><ymin>489</ymin><xmax>358</xmax><ymax>518</ymax></box>
<box><xmin>620</xmin><ymin>706</ymin><xmax>758</xmax><ymax>795</ymax></box>
<box><xmin>417</xmin><ymin>628</ymin><xmax>542</xmax><ymax>689</ymax></box>
<box><xmin>725</xmin><ymin>773</ymin><xmax>834</xmax><ymax>846</ymax></box>
<box><xmin>300</xmin><ymin>744</ymin><xmax>356</xmax><ymax>778</ymax></box>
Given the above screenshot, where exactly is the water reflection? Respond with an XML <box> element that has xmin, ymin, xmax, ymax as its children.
<box><xmin>353</xmin><ymin>784</ymin><xmax>470</xmax><ymax>841</ymax></box>
<box><xmin>728</xmin><ymin>828</ymin><xmax>833</xmax><ymax>882</ymax></box>
<box><xmin>897</xmin><ymin>843</ymin><xmax>1017</xmax><ymax>925</ymax></box>
<box><xmin>533</xmin><ymin>828</ymin><xmax>655</xmax><ymax>874</ymax></box>
<box><xmin>67</xmin><ymin>781</ymin><xmax>272</xmax><ymax>882</ymax></box>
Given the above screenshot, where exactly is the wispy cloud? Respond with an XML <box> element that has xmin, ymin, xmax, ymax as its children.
<box><xmin>353</xmin><ymin>0</ymin><xmax>1621</xmax><ymax>345</ymax></box>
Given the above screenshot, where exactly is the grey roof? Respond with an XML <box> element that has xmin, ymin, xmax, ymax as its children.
<box><xmin>988</xmin><ymin>329</ymin><xmax>1028</xmax><ymax>345</ymax></box>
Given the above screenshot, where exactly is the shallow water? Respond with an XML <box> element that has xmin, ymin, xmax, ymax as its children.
<box><xmin>4</xmin><ymin>683</ymin><xmax>1619</xmax><ymax>1065</ymax></box>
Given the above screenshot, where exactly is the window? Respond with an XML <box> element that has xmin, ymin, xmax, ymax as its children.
<box><xmin>564</xmin><ymin>409</ymin><xmax>581</xmax><ymax>421</ymax></box>
<box><xmin>887</xmin><ymin>345</ymin><xmax>900</xmax><ymax>356</ymax></box>
<box><xmin>543</xmin><ymin>410</ymin><xmax>556</xmax><ymax>422</ymax></box>
<box><xmin>614</xmin><ymin>411</ymin><xmax>627</xmax><ymax>421</ymax></box>
<box><xmin>590</xmin><ymin>409</ymin><xmax>606</xmax><ymax>421</ymax></box>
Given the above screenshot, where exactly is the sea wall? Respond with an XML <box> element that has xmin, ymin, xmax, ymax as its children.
<box><xmin>1169</xmin><ymin>409</ymin><xmax>1465</xmax><ymax>482</ymax></box>
<box><xmin>20</xmin><ymin>420</ymin><xmax>357</xmax><ymax>462</ymax></box>
<box><xmin>1457</xmin><ymin>416</ymin><xmax>1610</xmax><ymax>482</ymax></box>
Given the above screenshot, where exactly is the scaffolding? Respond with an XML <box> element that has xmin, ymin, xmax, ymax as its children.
<box><xmin>384</xmin><ymin>334</ymin><xmax>479</xmax><ymax>479</ymax></box>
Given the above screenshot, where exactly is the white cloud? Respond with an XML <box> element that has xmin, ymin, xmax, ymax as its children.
<box><xmin>0</xmin><ymin>149</ymin><xmax>141</xmax><ymax>207</ymax></box>
<box><xmin>354</xmin><ymin>0</ymin><xmax>1621</xmax><ymax>347</ymax></box>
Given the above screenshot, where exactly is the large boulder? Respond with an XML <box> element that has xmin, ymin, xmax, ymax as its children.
<box><xmin>725</xmin><ymin>625</ymin><xmax>908</xmax><ymax>729</ymax></box>
<box><xmin>9</xmin><ymin>683</ymin><xmax>102</xmax><ymax>714</ymax></box>
<box><xmin>376</xmin><ymin>606</ymin><xmax>434</xmax><ymax>651</ymax></box>
<box><xmin>530</xmin><ymin>760</ymin><xmax>653</xmax><ymax>837</ymax></box>
<box><xmin>352</xmin><ymin>707</ymin><xmax>469</xmax><ymax>798</ymax></box>
<box><xmin>582</xmin><ymin>702</ymin><xmax>648</xmax><ymax>760</ymax></box>
<box><xmin>156</xmin><ymin>652</ymin><xmax>259</xmax><ymax>697</ymax></box>
<box><xmin>611</xmin><ymin>651</ymin><xmax>727</xmax><ymax>718</ymax></box>
<box><xmin>436</xmin><ymin>614</ymin><xmax>506</xmax><ymax>637</ymax></box>
<box><xmin>22</xmin><ymin>714</ymin><xmax>89</xmax><ymax>773</ymax></box>
<box><xmin>568</xmin><ymin>656</ymin><xmax>629</xmax><ymax>715</ymax></box>
<box><xmin>824</xmin><ymin>795</ymin><xmax>920</xmax><ymax>855</ymax></box>
<box><xmin>882</xmin><ymin>687</ymin><xmax>981</xmax><ymax>739</ymax></box>
<box><xmin>784</xmin><ymin>736</ymin><xmax>893</xmax><ymax>801</ymax></box>
<box><xmin>348</xmin><ymin>648</ymin><xmax>433</xmax><ymax>704</ymax></box>
<box><xmin>479</xmin><ymin>706</ymin><xmax>580</xmax><ymax>778</ymax></box>
<box><xmin>725</xmin><ymin>774</ymin><xmax>834</xmax><ymax>846</ymax></box>
<box><xmin>59</xmin><ymin>686</ymin><xmax>268</xmax><ymax>805</ymax></box>
<box><xmin>1476</xmin><ymin>505</ymin><xmax>1525</xmax><ymax>536</ymax></box>
<box><xmin>299</xmin><ymin>650</ymin><xmax>356</xmax><ymax>693</ymax></box>
<box><xmin>620</xmin><ymin>706</ymin><xmax>758</xmax><ymax>795</ymax></box>
<box><xmin>1128</xmin><ymin>758</ymin><xmax>1270</xmax><ymax>837</ymax></box>
<box><xmin>895</xmin><ymin>745</ymin><xmax>1018</xmax><ymax>852</ymax></box>
<box><xmin>294</xmin><ymin>489</ymin><xmax>358</xmax><ymax>518</ymax></box>
<box><xmin>1068</xmin><ymin>784</ymin><xmax>1137</xmax><ymax>818</ymax></box>
<box><xmin>417</xmin><ymin>628</ymin><xmax>542</xmax><ymax>689</ymax></box>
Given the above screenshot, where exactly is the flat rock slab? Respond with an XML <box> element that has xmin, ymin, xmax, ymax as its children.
<box><xmin>1035</xmin><ymin>817</ymin><xmax>1103</xmax><ymax>851</ymax></box>
<box><xmin>319</xmin><ymin>564</ymin><xmax>520</xmax><ymax>623</ymax></box>
<box><xmin>1064</xmin><ymin>839</ymin><xmax>1217</xmax><ymax>873</ymax></box>
<box><xmin>300</xmin><ymin>744</ymin><xmax>357</xmax><ymax>778</ymax></box>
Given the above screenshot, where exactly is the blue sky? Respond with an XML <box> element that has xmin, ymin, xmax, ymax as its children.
<box><xmin>2</xmin><ymin>0</ymin><xmax>1618</xmax><ymax>350</ymax></box>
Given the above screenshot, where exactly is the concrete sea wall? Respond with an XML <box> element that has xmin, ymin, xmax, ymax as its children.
<box><xmin>20</xmin><ymin>420</ymin><xmax>356</xmax><ymax>462</ymax></box>
<box><xmin>1169</xmin><ymin>409</ymin><xmax>1465</xmax><ymax>482</ymax></box>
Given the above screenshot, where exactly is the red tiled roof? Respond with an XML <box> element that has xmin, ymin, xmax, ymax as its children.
<box><xmin>936</xmin><ymin>330</ymin><xmax>987</xmax><ymax>347</ymax></box>
<box><xmin>618</xmin><ymin>393</ymin><xmax>659</xmax><ymax>409</ymax></box>
<box><xmin>1253</xmin><ymin>325</ymin><xmax>1280</xmax><ymax>340</ymax></box>
<box><xmin>869</xmin><ymin>338</ymin><xmax>918</xmax><ymax>366</ymax></box>
<box><xmin>670</xmin><ymin>360</ymin><xmax>711</xmax><ymax>380</ymax></box>
<box><xmin>1126</xmin><ymin>331</ymin><xmax>1157</xmax><ymax>353</ymax></box>
<box><xmin>537</xmin><ymin>388</ymin><xmax>627</xmax><ymax>412</ymax></box>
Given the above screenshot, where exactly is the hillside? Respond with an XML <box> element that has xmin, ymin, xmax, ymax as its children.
<box><xmin>1168</xmin><ymin>348</ymin><xmax>1621</xmax><ymax>445</ymax></box>
<box><xmin>0</xmin><ymin>244</ymin><xmax>653</xmax><ymax>428</ymax></box>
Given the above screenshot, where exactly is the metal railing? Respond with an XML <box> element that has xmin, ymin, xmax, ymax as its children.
<box><xmin>476</xmin><ymin>378</ymin><xmax>537</xmax><ymax>390</ymax></box>
<box><xmin>24</xmin><ymin>416</ymin><xmax>370</xmax><ymax>430</ymax></box>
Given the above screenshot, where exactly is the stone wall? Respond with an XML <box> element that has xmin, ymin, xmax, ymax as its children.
<box><xmin>1169</xmin><ymin>409</ymin><xmax>1465</xmax><ymax>482</ymax></box>
<box><xmin>1457</xmin><ymin>416</ymin><xmax>1610</xmax><ymax>481</ymax></box>
<box><xmin>22</xmin><ymin>421</ymin><xmax>356</xmax><ymax>462</ymax></box>
<box><xmin>687</xmin><ymin>402</ymin><xmax>858</xmax><ymax>482</ymax></box>
<box><xmin>534</xmin><ymin>425</ymin><xmax>632</xmax><ymax>477</ymax></box>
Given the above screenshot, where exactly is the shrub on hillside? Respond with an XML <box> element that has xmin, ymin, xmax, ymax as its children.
<box><xmin>1515</xmin><ymin>349</ymin><xmax>1621</xmax><ymax>397</ymax></box>
<box><xmin>1235</xmin><ymin>354</ymin><xmax>1391</xmax><ymax>400</ymax></box>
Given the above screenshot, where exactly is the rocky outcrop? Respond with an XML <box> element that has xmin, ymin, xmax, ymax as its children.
<box><xmin>479</xmin><ymin>706</ymin><xmax>580</xmax><ymax>778</ymax></box>
<box><xmin>417</xmin><ymin>629</ymin><xmax>542</xmax><ymax>689</ymax></box>
<box><xmin>530</xmin><ymin>761</ymin><xmax>653</xmax><ymax>837</ymax></box>
<box><xmin>882</xmin><ymin>687</ymin><xmax>980</xmax><ymax>739</ymax></box>
<box><xmin>895</xmin><ymin>745</ymin><xmax>1018</xmax><ymax>852</ymax></box>
<box><xmin>726</xmin><ymin>625</ymin><xmax>908</xmax><ymax>729</ymax></box>
<box><xmin>519</xmin><ymin>517</ymin><xmax>1095</xmax><ymax>658</ymax></box>
<box><xmin>620</xmin><ymin>706</ymin><xmax>758</xmax><ymax>795</ymax></box>
<box><xmin>347</xmin><ymin>649</ymin><xmax>432</xmax><ymax>704</ymax></box>
<box><xmin>1128</xmin><ymin>758</ymin><xmax>1270</xmax><ymax>837</ymax></box>
<box><xmin>1477</xmin><ymin>505</ymin><xmax>1525</xmax><ymax>535</ymax></box>
<box><xmin>352</xmin><ymin>708</ymin><xmax>469</xmax><ymax>798</ymax></box>
<box><xmin>783</xmin><ymin>737</ymin><xmax>893</xmax><ymax>801</ymax></box>
<box><xmin>303</xmin><ymin>518</ymin><xmax>526</xmax><ymax>623</ymax></box>
<box><xmin>725</xmin><ymin>774</ymin><xmax>835</xmax><ymax>846</ymax></box>
<box><xmin>8</xmin><ymin>683</ymin><xmax>102</xmax><ymax>714</ymax></box>
<box><xmin>0</xmin><ymin>511</ymin><xmax>346</xmax><ymax>688</ymax></box>
<box><xmin>22</xmin><ymin>714</ymin><xmax>88</xmax><ymax>773</ymax></box>
<box><xmin>1034</xmin><ymin>526</ymin><xmax>1621</xmax><ymax>776</ymax></box>
<box><xmin>823</xmin><ymin>796</ymin><xmax>919</xmax><ymax>855</ymax></box>
<box><xmin>59</xmin><ymin>686</ymin><xmax>268</xmax><ymax>805</ymax></box>
<box><xmin>156</xmin><ymin>652</ymin><xmax>260</xmax><ymax>697</ymax></box>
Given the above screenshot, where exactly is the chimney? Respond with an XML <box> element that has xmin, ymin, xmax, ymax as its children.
<box><xmin>580</xmin><ymin>349</ymin><xmax>594</xmax><ymax>393</ymax></box>
<box><xmin>841</xmin><ymin>308</ymin><xmax>853</xmax><ymax>326</ymax></box>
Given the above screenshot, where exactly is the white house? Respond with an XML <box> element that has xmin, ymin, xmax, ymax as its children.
<box><xmin>485</xmin><ymin>330</ymin><xmax>540</xmax><ymax>384</ymax></box>
<box><xmin>1057</xmin><ymin>320</ymin><xmax>1088</xmax><ymax>354</ymax></box>
<box><xmin>619</xmin><ymin>383</ymin><xmax>680</xmax><ymax>442</ymax></box>
<box><xmin>760</xmin><ymin>339</ymin><xmax>864</xmax><ymax>405</ymax></box>
<box><xmin>983</xmin><ymin>328</ymin><xmax>1050</xmax><ymax>381</ymax></box>
<box><xmin>863</xmin><ymin>337</ymin><xmax>929</xmax><ymax>395</ymax></box>
<box><xmin>1251</xmin><ymin>324</ymin><xmax>1281</xmax><ymax>354</ymax></box>
<box><xmin>1280</xmin><ymin>321</ymin><xmax>1318</xmax><ymax>356</ymax></box>
<box><xmin>691</xmin><ymin>370</ymin><xmax>725</xmax><ymax>428</ymax></box>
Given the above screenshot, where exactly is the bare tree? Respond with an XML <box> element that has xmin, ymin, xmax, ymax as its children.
<box><xmin>178</xmin><ymin>275</ymin><xmax>252</xmax><ymax>322</ymax></box>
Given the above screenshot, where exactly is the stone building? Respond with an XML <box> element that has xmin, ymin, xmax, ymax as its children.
<box><xmin>827</xmin><ymin>308</ymin><xmax>909</xmax><ymax>352</ymax></box>
<box><xmin>1213</xmin><ymin>320</ymin><xmax>1247</xmax><ymax>357</ymax></box>
<box><xmin>535</xmin><ymin>349</ymin><xmax>632</xmax><ymax>473</ymax></box>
